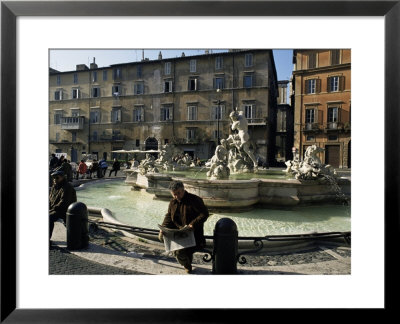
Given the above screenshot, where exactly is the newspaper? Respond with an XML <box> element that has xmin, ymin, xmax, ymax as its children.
<box><xmin>158</xmin><ymin>224</ymin><xmax>196</xmax><ymax>253</ymax></box>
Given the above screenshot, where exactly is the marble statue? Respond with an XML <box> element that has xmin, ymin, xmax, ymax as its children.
<box><xmin>285</xmin><ymin>144</ymin><xmax>336</xmax><ymax>180</ymax></box>
<box><xmin>206</xmin><ymin>139</ymin><xmax>230</xmax><ymax>179</ymax></box>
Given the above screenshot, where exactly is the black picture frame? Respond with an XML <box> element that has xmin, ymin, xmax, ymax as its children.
<box><xmin>1</xmin><ymin>0</ymin><xmax>398</xmax><ymax>322</ymax></box>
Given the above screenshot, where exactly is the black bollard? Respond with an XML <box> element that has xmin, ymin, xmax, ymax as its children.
<box><xmin>66</xmin><ymin>202</ymin><xmax>89</xmax><ymax>250</ymax></box>
<box><xmin>212</xmin><ymin>218</ymin><xmax>238</xmax><ymax>274</ymax></box>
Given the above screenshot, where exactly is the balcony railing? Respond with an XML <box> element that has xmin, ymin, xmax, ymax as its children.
<box><xmin>90</xmin><ymin>134</ymin><xmax>125</xmax><ymax>142</ymax></box>
<box><xmin>303</xmin><ymin>123</ymin><xmax>321</xmax><ymax>132</ymax></box>
<box><xmin>247</xmin><ymin>118</ymin><xmax>266</xmax><ymax>126</ymax></box>
<box><xmin>60</xmin><ymin>117</ymin><xmax>85</xmax><ymax>130</ymax></box>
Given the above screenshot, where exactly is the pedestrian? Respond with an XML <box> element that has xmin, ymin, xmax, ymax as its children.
<box><xmin>109</xmin><ymin>158</ymin><xmax>120</xmax><ymax>177</ymax></box>
<box><xmin>89</xmin><ymin>159</ymin><xmax>99</xmax><ymax>179</ymax></box>
<box><xmin>49</xmin><ymin>170</ymin><xmax>77</xmax><ymax>244</ymax></box>
<box><xmin>57</xmin><ymin>155</ymin><xmax>65</xmax><ymax>167</ymax></box>
<box><xmin>58</xmin><ymin>158</ymin><xmax>73</xmax><ymax>182</ymax></box>
<box><xmin>49</xmin><ymin>153</ymin><xmax>59</xmax><ymax>170</ymax></box>
<box><xmin>99</xmin><ymin>158</ymin><xmax>108</xmax><ymax>177</ymax></box>
<box><xmin>76</xmin><ymin>159</ymin><xmax>87</xmax><ymax>179</ymax></box>
<box><xmin>159</xmin><ymin>180</ymin><xmax>209</xmax><ymax>274</ymax></box>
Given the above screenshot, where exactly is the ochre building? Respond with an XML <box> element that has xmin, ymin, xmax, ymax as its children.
<box><xmin>49</xmin><ymin>50</ymin><xmax>279</xmax><ymax>165</ymax></box>
<box><xmin>292</xmin><ymin>49</ymin><xmax>351</xmax><ymax>168</ymax></box>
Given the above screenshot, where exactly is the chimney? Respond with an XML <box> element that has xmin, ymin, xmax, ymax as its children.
<box><xmin>181</xmin><ymin>52</ymin><xmax>185</xmax><ymax>57</ymax></box>
<box><xmin>90</xmin><ymin>57</ymin><xmax>98</xmax><ymax>69</ymax></box>
<box><xmin>76</xmin><ymin>64</ymin><xmax>89</xmax><ymax>71</ymax></box>
<box><xmin>158</xmin><ymin>51</ymin><xmax>162</xmax><ymax>60</ymax></box>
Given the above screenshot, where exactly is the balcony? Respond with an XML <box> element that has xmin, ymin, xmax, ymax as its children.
<box><xmin>60</xmin><ymin>117</ymin><xmax>85</xmax><ymax>130</ymax></box>
<box><xmin>90</xmin><ymin>134</ymin><xmax>125</xmax><ymax>142</ymax></box>
<box><xmin>247</xmin><ymin>118</ymin><xmax>266</xmax><ymax>126</ymax></box>
<box><xmin>302</xmin><ymin>123</ymin><xmax>321</xmax><ymax>133</ymax></box>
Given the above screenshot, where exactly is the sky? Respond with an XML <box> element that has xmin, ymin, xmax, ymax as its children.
<box><xmin>49</xmin><ymin>49</ymin><xmax>293</xmax><ymax>81</ymax></box>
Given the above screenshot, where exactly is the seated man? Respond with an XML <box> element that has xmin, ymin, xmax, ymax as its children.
<box><xmin>49</xmin><ymin>170</ymin><xmax>77</xmax><ymax>245</ymax></box>
<box><xmin>159</xmin><ymin>181</ymin><xmax>209</xmax><ymax>274</ymax></box>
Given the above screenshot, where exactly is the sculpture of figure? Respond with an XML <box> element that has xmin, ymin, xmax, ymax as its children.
<box><xmin>285</xmin><ymin>145</ymin><xmax>335</xmax><ymax>180</ymax></box>
<box><xmin>138</xmin><ymin>153</ymin><xmax>158</xmax><ymax>174</ymax></box>
<box><xmin>206</xmin><ymin>139</ymin><xmax>230</xmax><ymax>179</ymax></box>
<box><xmin>229</xmin><ymin>108</ymin><xmax>258</xmax><ymax>169</ymax></box>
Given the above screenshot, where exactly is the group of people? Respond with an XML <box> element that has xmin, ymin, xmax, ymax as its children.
<box><xmin>50</xmin><ymin>154</ymin><xmax>122</xmax><ymax>181</ymax></box>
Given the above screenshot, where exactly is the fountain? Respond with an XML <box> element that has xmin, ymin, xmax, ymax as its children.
<box><xmin>123</xmin><ymin>108</ymin><xmax>350</xmax><ymax>209</ymax></box>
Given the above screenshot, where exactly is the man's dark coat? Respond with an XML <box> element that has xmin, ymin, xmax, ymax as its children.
<box><xmin>161</xmin><ymin>190</ymin><xmax>209</xmax><ymax>247</ymax></box>
<box><xmin>49</xmin><ymin>179</ymin><xmax>77</xmax><ymax>220</ymax></box>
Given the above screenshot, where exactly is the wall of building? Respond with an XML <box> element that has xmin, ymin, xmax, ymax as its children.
<box><xmin>49</xmin><ymin>50</ymin><xmax>278</xmax><ymax>164</ymax></box>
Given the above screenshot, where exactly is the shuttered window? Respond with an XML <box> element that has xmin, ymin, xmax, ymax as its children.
<box><xmin>164</xmin><ymin>62</ymin><xmax>171</xmax><ymax>75</ymax></box>
<box><xmin>187</xmin><ymin>106</ymin><xmax>197</xmax><ymax>121</ymax></box>
<box><xmin>215</xmin><ymin>57</ymin><xmax>223</xmax><ymax>70</ymax></box>
<box><xmin>327</xmin><ymin>76</ymin><xmax>344</xmax><ymax>92</ymax></box>
<box><xmin>72</xmin><ymin>89</ymin><xmax>80</xmax><ymax>99</ymax></box>
<box><xmin>92</xmin><ymin>71</ymin><xmax>97</xmax><ymax>82</ymax></box>
<box><xmin>188</xmin><ymin>78</ymin><xmax>198</xmax><ymax>91</ymax></box>
<box><xmin>103</xmin><ymin>70</ymin><xmax>108</xmax><ymax>81</ymax></box>
<box><xmin>92</xmin><ymin>87</ymin><xmax>100</xmax><ymax>98</ymax></box>
<box><xmin>163</xmin><ymin>80</ymin><xmax>173</xmax><ymax>93</ymax></box>
<box><xmin>111</xmin><ymin>109</ymin><xmax>122</xmax><ymax>123</ymax></box>
<box><xmin>244</xmin><ymin>75</ymin><xmax>253</xmax><ymax>88</ymax></box>
<box><xmin>214</xmin><ymin>77</ymin><xmax>224</xmax><ymax>90</ymax></box>
<box><xmin>134</xmin><ymin>82</ymin><xmax>144</xmax><ymax>95</ymax></box>
<box><xmin>331</xmin><ymin>50</ymin><xmax>340</xmax><ymax>65</ymax></box>
<box><xmin>133</xmin><ymin>107</ymin><xmax>144</xmax><ymax>122</ymax></box>
<box><xmin>245</xmin><ymin>53</ymin><xmax>253</xmax><ymax>67</ymax></box>
<box><xmin>54</xmin><ymin>90</ymin><xmax>62</xmax><ymax>101</ymax></box>
<box><xmin>112</xmin><ymin>85</ymin><xmax>121</xmax><ymax>96</ymax></box>
<box><xmin>113</xmin><ymin>68</ymin><xmax>122</xmax><ymax>80</ymax></box>
<box><xmin>56</xmin><ymin>75</ymin><xmax>61</xmax><ymax>85</ymax></box>
<box><xmin>73</xmin><ymin>73</ymin><xmax>78</xmax><ymax>84</ymax></box>
<box><xmin>308</xmin><ymin>53</ymin><xmax>317</xmax><ymax>69</ymax></box>
<box><xmin>190</xmin><ymin>59</ymin><xmax>196</xmax><ymax>72</ymax></box>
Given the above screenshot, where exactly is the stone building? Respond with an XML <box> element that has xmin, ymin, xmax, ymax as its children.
<box><xmin>292</xmin><ymin>49</ymin><xmax>351</xmax><ymax>168</ymax></box>
<box><xmin>275</xmin><ymin>80</ymin><xmax>294</xmax><ymax>165</ymax></box>
<box><xmin>49</xmin><ymin>50</ymin><xmax>278</xmax><ymax>164</ymax></box>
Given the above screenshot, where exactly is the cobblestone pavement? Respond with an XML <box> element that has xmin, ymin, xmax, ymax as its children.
<box><xmin>50</xmin><ymin>219</ymin><xmax>351</xmax><ymax>275</ymax></box>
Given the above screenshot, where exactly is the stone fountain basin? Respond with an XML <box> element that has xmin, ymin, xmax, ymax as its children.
<box><xmin>123</xmin><ymin>170</ymin><xmax>350</xmax><ymax>209</ymax></box>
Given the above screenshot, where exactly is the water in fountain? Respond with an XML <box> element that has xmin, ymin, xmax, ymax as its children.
<box><xmin>77</xmin><ymin>180</ymin><xmax>350</xmax><ymax>236</ymax></box>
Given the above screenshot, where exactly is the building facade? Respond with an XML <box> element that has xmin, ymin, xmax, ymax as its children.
<box><xmin>292</xmin><ymin>49</ymin><xmax>351</xmax><ymax>168</ymax></box>
<box><xmin>275</xmin><ymin>80</ymin><xmax>294</xmax><ymax>165</ymax></box>
<box><xmin>49</xmin><ymin>50</ymin><xmax>279</xmax><ymax>165</ymax></box>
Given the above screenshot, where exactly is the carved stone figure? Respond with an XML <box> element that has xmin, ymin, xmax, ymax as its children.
<box><xmin>206</xmin><ymin>139</ymin><xmax>230</xmax><ymax>180</ymax></box>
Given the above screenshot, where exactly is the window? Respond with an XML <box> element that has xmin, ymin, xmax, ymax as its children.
<box><xmin>134</xmin><ymin>82</ymin><xmax>144</xmax><ymax>95</ymax></box>
<box><xmin>137</xmin><ymin>65</ymin><xmax>142</xmax><ymax>78</ymax></box>
<box><xmin>111</xmin><ymin>108</ymin><xmax>122</xmax><ymax>123</ymax></box>
<box><xmin>136</xmin><ymin>139</ymin><xmax>140</xmax><ymax>147</ymax></box>
<box><xmin>164</xmin><ymin>139</ymin><xmax>169</xmax><ymax>144</ymax></box>
<box><xmin>92</xmin><ymin>131</ymin><xmax>98</xmax><ymax>141</ymax></box>
<box><xmin>244</xmin><ymin>104</ymin><xmax>255</xmax><ymax>119</ymax></box>
<box><xmin>164</xmin><ymin>62</ymin><xmax>171</xmax><ymax>75</ymax></box>
<box><xmin>328</xmin><ymin>107</ymin><xmax>339</xmax><ymax>129</ymax></box>
<box><xmin>56</xmin><ymin>75</ymin><xmax>61</xmax><ymax>86</ymax></box>
<box><xmin>331</xmin><ymin>50</ymin><xmax>340</xmax><ymax>65</ymax></box>
<box><xmin>90</xmin><ymin>110</ymin><xmax>100</xmax><ymax>124</ymax></box>
<box><xmin>188</xmin><ymin>78</ymin><xmax>198</xmax><ymax>91</ymax></box>
<box><xmin>72</xmin><ymin>88</ymin><xmax>80</xmax><ymax>99</ymax></box>
<box><xmin>92</xmin><ymin>71</ymin><xmax>97</xmax><ymax>82</ymax></box>
<box><xmin>245</xmin><ymin>53</ymin><xmax>253</xmax><ymax>67</ymax></box>
<box><xmin>212</xmin><ymin>105</ymin><xmax>224</xmax><ymax>120</ymax></box>
<box><xmin>160</xmin><ymin>106</ymin><xmax>172</xmax><ymax>121</ymax></box>
<box><xmin>306</xmin><ymin>79</ymin><xmax>317</xmax><ymax>94</ymax></box>
<box><xmin>214</xmin><ymin>77</ymin><xmax>224</xmax><ymax>90</ymax></box>
<box><xmin>54</xmin><ymin>90</ymin><xmax>62</xmax><ymax>101</ymax></box>
<box><xmin>73</xmin><ymin>73</ymin><xmax>78</xmax><ymax>84</ymax></box>
<box><xmin>112</xmin><ymin>85</ymin><xmax>121</xmax><ymax>96</ymax></box>
<box><xmin>305</xmin><ymin>109</ymin><xmax>316</xmax><ymax>126</ymax></box>
<box><xmin>72</xmin><ymin>132</ymin><xmax>77</xmax><ymax>142</ymax></box>
<box><xmin>71</xmin><ymin>109</ymin><xmax>80</xmax><ymax>117</ymax></box>
<box><xmin>187</xmin><ymin>106</ymin><xmax>197</xmax><ymax>121</ymax></box>
<box><xmin>328</xmin><ymin>135</ymin><xmax>338</xmax><ymax>141</ymax></box>
<box><xmin>190</xmin><ymin>59</ymin><xmax>196</xmax><ymax>73</ymax></box>
<box><xmin>92</xmin><ymin>87</ymin><xmax>100</xmax><ymax>98</ymax></box>
<box><xmin>133</xmin><ymin>107</ymin><xmax>143</xmax><ymax>122</ymax></box>
<box><xmin>328</xmin><ymin>76</ymin><xmax>340</xmax><ymax>92</ymax></box>
<box><xmin>308</xmin><ymin>53</ymin><xmax>317</xmax><ymax>69</ymax></box>
<box><xmin>54</xmin><ymin>111</ymin><xmax>63</xmax><ymax>124</ymax></box>
<box><xmin>186</xmin><ymin>128</ymin><xmax>196</xmax><ymax>141</ymax></box>
<box><xmin>306</xmin><ymin>135</ymin><xmax>315</xmax><ymax>141</ymax></box>
<box><xmin>243</xmin><ymin>75</ymin><xmax>253</xmax><ymax>88</ymax></box>
<box><xmin>103</xmin><ymin>70</ymin><xmax>108</xmax><ymax>81</ymax></box>
<box><xmin>215</xmin><ymin>56</ymin><xmax>223</xmax><ymax>70</ymax></box>
<box><xmin>163</xmin><ymin>80</ymin><xmax>173</xmax><ymax>93</ymax></box>
<box><xmin>55</xmin><ymin>132</ymin><xmax>60</xmax><ymax>142</ymax></box>
<box><xmin>113</xmin><ymin>68</ymin><xmax>122</xmax><ymax>80</ymax></box>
